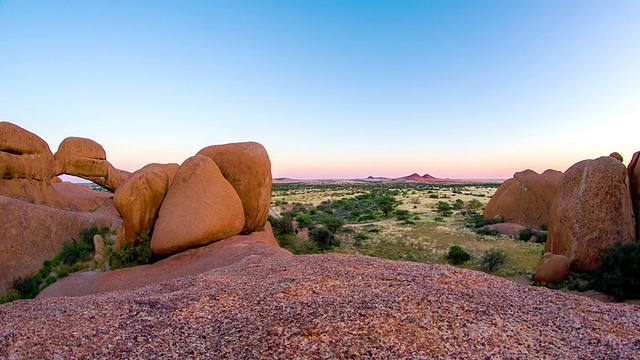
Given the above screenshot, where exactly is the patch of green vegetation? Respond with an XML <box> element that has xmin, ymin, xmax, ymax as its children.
<box><xmin>592</xmin><ymin>242</ymin><xmax>640</xmax><ymax>300</ymax></box>
<box><xmin>481</xmin><ymin>248</ymin><xmax>507</xmax><ymax>272</ymax></box>
<box><xmin>109</xmin><ymin>230</ymin><xmax>153</xmax><ymax>270</ymax></box>
<box><xmin>1</xmin><ymin>224</ymin><xmax>111</xmax><ymax>303</ymax></box>
<box><xmin>447</xmin><ymin>245</ymin><xmax>471</xmax><ymax>265</ymax></box>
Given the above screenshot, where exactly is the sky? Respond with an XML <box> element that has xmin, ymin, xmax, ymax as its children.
<box><xmin>1</xmin><ymin>0</ymin><xmax>639</xmax><ymax>180</ymax></box>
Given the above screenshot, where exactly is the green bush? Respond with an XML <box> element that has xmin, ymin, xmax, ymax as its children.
<box><xmin>447</xmin><ymin>245</ymin><xmax>471</xmax><ymax>265</ymax></box>
<box><xmin>593</xmin><ymin>242</ymin><xmax>640</xmax><ymax>300</ymax></box>
<box><xmin>309</xmin><ymin>227</ymin><xmax>339</xmax><ymax>251</ymax></box>
<box><xmin>109</xmin><ymin>230</ymin><xmax>153</xmax><ymax>270</ymax></box>
<box><xmin>517</xmin><ymin>228</ymin><xmax>533</xmax><ymax>241</ymax></box>
<box><xmin>476</xmin><ymin>227</ymin><xmax>498</xmax><ymax>236</ymax></box>
<box><xmin>481</xmin><ymin>249</ymin><xmax>507</xmax><ymax>272</ymax></box>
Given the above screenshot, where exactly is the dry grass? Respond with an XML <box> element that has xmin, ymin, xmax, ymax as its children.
<box><xmin>272</xmin><ymin>182</ymin><xmax>544</xmax><ymax>281</ymax></box>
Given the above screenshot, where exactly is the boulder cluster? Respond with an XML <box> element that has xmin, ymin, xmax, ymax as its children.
<box><xmin>0</xmin><ymin>121</ymin><xmax>277</xmax><ymax>293</ymax></box>
<box><xmin>484</xmin><ymin>152</ymin><xmax>639</xmax><ymax>281</ymax></box>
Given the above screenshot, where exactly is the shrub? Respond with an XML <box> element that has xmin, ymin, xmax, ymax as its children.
<box><xmin>296</xmin><ymin>214</ymin><xmax>313</xmax><ymax>228</ymax></box>
<box><xmin>517</xmin><ymin>228</ymin><xmax>533</xmax><ymax>241</ymax></box>
<box><xmin>593</xmin><ymin>242</ymin><xmax>640</xmax><ymax>300</ymax></box>
<box><xmin>435</xmin><ymin>201</ymin><xmax>453</xmax><ymax>216</ymax></box>
<box><xmin>109</xmin><ymin>230</ymin><xmax>153</xmax><ymax>270</ymax></box>
<box><xmin>353</xmin><ymin>232</ymin><xmax>369</xmax><ymax>247</ymax></box>
<box><xmin>476</xmin><ymin>227</ymin><xmax>498</xmax><ymax>236</ymax></box>
<box><xmin>481</xmin><ymin>249</ymin><xmax>507</xmax><ymax>272</ymax></box>
<box><xmin>447</xmin><ymin>245</ymin><xmax>471</xmax><ymax>265</ymax></box>
<box><xmin>309</xmin><ymin>227</ymin><xmax>338</xmax><ymax>251</ymax></box>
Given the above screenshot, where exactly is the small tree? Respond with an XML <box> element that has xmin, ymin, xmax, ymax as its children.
<box><xmin>375</xmin><ymin>195</ymin><xmax>399</xmax><ymax>217</ymax></box>
<box><xmin>296</xmin><ymin>214</ymin><xmax>313</xmax><ymax>229</ymax></box>
<box><xmin>321</xmin><ymin>218</ymin><xmax>345</xmax><ymax>234</ymax></box>
<box><xmin>435</xmin><ymin>201</ymin><xmax>453</xmax><ymax>217</ymax></box>
<box><xmin>466</xmin><ymin>199</ymin><xmax>484</xmax><ymax>213</ymax></box>
<box><xmin>309</xmin><ymin>227</ymin><xmax>337</xmax><ymax>251</ymax></box>
<box><xmin>481</xmin><ymin>248</ymin><xmax>507</xmax><ymax>272</ymax></box>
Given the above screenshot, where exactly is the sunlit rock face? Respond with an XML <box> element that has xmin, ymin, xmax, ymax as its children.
<box><xmin>197</xmin><ymin>142</ymin><xmax>272</xmax><ymax>235</ymax></box>
<box><xmin>150</xmin><ymin>155</ymin><xmax>245</xmax><ymax>255</ymax></box>
<box><xmin>483</xmin><ymin>169</ymin><xmax>564</xmax><ymax>228</ymax></box>
<box><xmin>546</xmin><ymin>155</ymin><xmax>636</xmax><ymax>272</ymax></box>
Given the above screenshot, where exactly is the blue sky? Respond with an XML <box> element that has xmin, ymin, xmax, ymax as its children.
<box><xmin>1</xmin><ymin>0</ymin><xmax>638</xmax><ymax>179</ymax></box>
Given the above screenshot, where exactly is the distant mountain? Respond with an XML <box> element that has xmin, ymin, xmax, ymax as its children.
<box><xmin>365</xmin><ymin>176</ymin><xmax>390</xmax><ymax>180</ymax></box>
<box><xmin>398</xmin><ymin>173</ymin><xmax>447</xmax><ymax>183</ymax></box>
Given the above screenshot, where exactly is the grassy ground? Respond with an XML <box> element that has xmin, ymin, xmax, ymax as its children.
<box><xmin>272</xmin><ymin>181</ymin><xmax>544</xmax><ymax>282</ymax></box>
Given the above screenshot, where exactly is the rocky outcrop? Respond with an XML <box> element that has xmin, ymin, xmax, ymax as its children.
<box><xmin>38</xmin><ymin>224</ymin><xmax>288</xmax><ymax>298</ymax></box>
<box><xmin>1</xmin><ymin>121</ymin><xmax>281</xmax><ymax>295</ymax></box>
<box><xmin>546</xmin><ymin>156</ymin><xmax>636</xmax><ymax>271</ymax></box>
<box><xmin>113</xmin><ymin>163</ymin><xmax>179</xmax><ymax>247</ymax></box>
<box><xmin>54</xmin><ymin>136</ymin><xmax>131</xmax><ymax>192</ymax></box>
<box><xmin>0</xmin><ymin>121</ymin><xmax>54</xmax><ymax>181</ymax></box>
<box><xmin>629</xmin><ymin>151</ymin><xmax>640</xmax><ymax>240</ymax></box>
<box><xmin>2</xmin><ymin>255</ymin><xmax>638</xmax><ymax>358</ymax></box>
<box><xmin>482</xmin><ymin>223</ymin><xmax>526</xmax><ymax>237</ymax></box>
<box><xmin>534</xmin><ymin>253</ymin><xmax>570</xmax><ymax>283</ymax></box>
<box><xmin>483</xmin><ymin>169</ymin><xmax>564</xmax><ymax>228</ymax></box>
<box><xmin>0</xmin><ymin>196</ymin><xmax>121</xmax><ymax>291</ymax></box>
<box><xmin>197</xmin><ymin>142</ymin><xmax>272</xmax><ymax>234</ymax></box>
<box><xmin>150</xmin><ymin>155</ymin><xmax>245</xmax><ymax>255</ymax></box>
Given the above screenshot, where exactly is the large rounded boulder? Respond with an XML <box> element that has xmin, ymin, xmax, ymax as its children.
<box><xmin>114</xmin><ymin>163</ymin><xmax>179</xmax><ymax>247</ymax></box>
<box><xmin>483</xmin><ymin>169</ymin><xmax>564</xmax><ymax>227</ymax></box>
<box><xmin>197</xmin><ymin>142</ymin><xmax>272</xmax><ymax>234</ymax></box>
<box><xmin>534</xmin><ymin>253</ymin><xmax>570</xmax><ymax>283</ymax></box>
<box><xmin>151</xmin><ymin>155</ymin><xmax>245</xmax><ymax>255</ymax></box>
<box><xmin>546</xmin><ymin>155</ymin><xmax>636</xmax><ymax>271</ymax></box>
<box><xmin>629</xmin><ymin>151</ymin><xmax>640</xmax><ymax>240</ymax></box>
<box><xmin>0</xmin><ymin>121</ymin><xmax>55</xmax><ymax>181</ymax></box>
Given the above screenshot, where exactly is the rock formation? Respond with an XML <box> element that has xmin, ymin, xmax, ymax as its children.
<box><xmin>197</xmin><ymin>142</ymin><xmax>272</xmax><ymax>234</ymax></box>
<box><xmin>0</xmin><ymin>121</ymin><xmax>279</xmax><ymax>293</ymax></box>
<box><xmin>481</xmin><ymin>222</ymin><xmax>526</xmax><ymax>237</ymax></box>
<box><xmin>483</xmin><ymin>169</ymin><xmax>564</xmax><ymax>228</ymax></box>
<box><xmin>534</xmin><ymin>252</ymin><xmax>570</xmax><ymax>283</ymax></box>
<box><xmin>113</xmin><ymin>163</ymin><xmax>178</xmax><ymax>247</ymax></box>
<box><xmin>629</xmin><ymin>151</ymin><xmax>640</xmax><ymax>240</ymax></box>
<box><xmin>0</xmin><ymin>196</ymin><xmax>120</xmax><ymax>291</ymax></box>
<box><xmin>54</xmin><ymin>136</ymin><xmax>131</xmax><ymax>192</ymax></box>
<box><xmin>546</xmin><ymin>155</ymin><xmax>636</xmax><ymax>271</ymax></box>
<box><xmin>150</xmin><ymin>155</ymin><xmax>246</xmax><ymax>255</ymax></box>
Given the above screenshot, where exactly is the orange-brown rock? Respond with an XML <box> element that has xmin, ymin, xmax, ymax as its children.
<box><xmin>609</xmin><ymin>152</ymin><xmax>623</xmax><ymax>162</ymax></box>
<box><xmin>53</xmin><ymin>136</ymin><xmax>131</xmax><ymax>192</ymax></box>
<box><xmin>0</xmin><ymin>196</ymin><xmax>121</xmax><ymax>292</ymax></box>
<box><xmin>483</xmin><ymin>169</ymin><xmax>564</xmax><ymax>228</ymax></box>
<box><xmin>38</xmin><ymin>226</ymin><xmax>290</xmax><ymax>298</ymax></box>
<box><xmin>546</xmin><ymin>156</ymin><xmax>636</xmax><ymax>271</ymax></box>
<box><xmin>629</xmin><ymin>151</ymin><xmax>640</xmax><ymax>240</ymax></box>
<box><xmin>483</xmin><ymin>223</ymin><xmax>526</xmax><ymax>237</ymax></box>
<box><xmin>534</xmin><ymin>252</ymin><xmax>570</xmax><ymax>283</ymax></box>
<box><xmin>0</xmin><ymin>121</ymin><xmax>55</xmax><ymax>181</ymax></box>
<box><xmin>113</xmin><ymin>163</ymin><xmax>179</xmax><ymax>247</ymax></box>
<box><xmin>197</xmin><ymin>142</ymin><xmax>272</xmax><ymax>234</ymax></box>
<box><xmin>151</xmin><ymin>155</ymin><xmax>245</xmax><ymax>255</ymax></box>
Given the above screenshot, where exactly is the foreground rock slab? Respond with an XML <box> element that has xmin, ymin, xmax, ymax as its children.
<box><xmin>4</xmin><ymin>255</ymin><xmax>640</xmax><ymax>358</ymax></box>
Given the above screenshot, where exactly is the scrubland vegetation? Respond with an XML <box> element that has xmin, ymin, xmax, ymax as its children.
<box><xmin>270</xmin><ymin>181</ymin><xmax>538</xmax><ymax>279</ymax></box>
